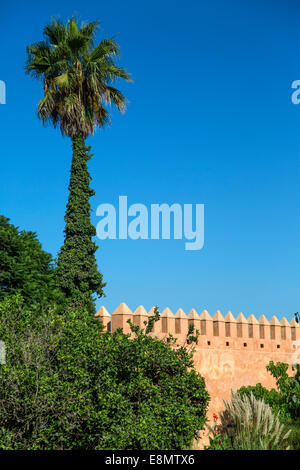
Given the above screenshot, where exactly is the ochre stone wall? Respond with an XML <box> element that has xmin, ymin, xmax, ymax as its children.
<box><xmin>96</xmin><ymin>303</ymin><xmax>299</xmax><ymax>417</ymax></box>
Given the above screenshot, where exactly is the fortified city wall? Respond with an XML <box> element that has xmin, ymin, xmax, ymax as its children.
<box><xmin>96</xmin><ymin>303</ymin><xmax>299</xmax><ymax>416</ymax></box>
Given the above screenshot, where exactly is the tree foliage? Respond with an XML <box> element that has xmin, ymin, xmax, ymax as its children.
<box><xmin>25</xmin><ymin>17</ymin><xmax>131</xmax><ymax>138</ymax></box>
<box><xmin>237</xmin><ymin>361</ymin><xmax>300</xmax><ymax>421</ymax></box>
<box><xmin>0</xmin><ymin>216</ymin><xmax>61</xmax><ymax>306</ymax></box>
<box><xmin>0</xmin><ymin>296</ymin><xmax>209</xmax><ymax>450</ymax></box>
<box><xmin>266</xmin><ymin>361</ymin><xmax>300</xmax><ymax>420</ymax></box>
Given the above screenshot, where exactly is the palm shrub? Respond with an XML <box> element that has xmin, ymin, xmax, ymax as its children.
<box><xmin>208</xmin><ymin>391</ymin><xmax>291</xmax><ymax>450</ymax></box>
<box><xmin>25</xmin><ymin>17</ymin><xmax>131</xmax><ymax>311</ymax></box>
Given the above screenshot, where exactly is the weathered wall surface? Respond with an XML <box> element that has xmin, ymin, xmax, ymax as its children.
<box><xmin>96</xmin><ymin>303</ymin><xmax>299</xmax><ymax>417</ymax></box>
<box><xmin>192</xmin><ymin>347</ymin><xmax>293</xmax><ymax>415</ymax></box>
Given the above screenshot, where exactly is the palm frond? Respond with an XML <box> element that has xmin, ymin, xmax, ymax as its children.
<box><xmin>89</xmin><ymin>38</ymin><xmax>120</xmax><ymax>62</ymax></box>
<box><xmin>80</xmin><ymin>21</ymin><xmax>99</xmax><ymax>43</ymax></box>
<box><xmin>103</xmin><ymin>86</ymin><xmax>126</xmax><ymax>112</ymax></box>
<box><xmin>67</xmin><ymin>17</ymin><xmax>79</xmax><ymax>37</ymax></box>
<box><xmin>54</xmin><ymin>73</ymin><xmax>69</xmax><ymax>88</ymax></box>
<box><xmin>44</xmin><ymin>18</ymin><xmax>67</xmax><ymax>45</ymax></box>
<box><xmin>26</xmin><ymin>16</ymin><xmax>131</xmax><ymax>138</ymax></box>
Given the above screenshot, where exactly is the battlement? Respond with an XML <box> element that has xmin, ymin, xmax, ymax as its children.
<box><xmin>96</xmin><ymin>303</ymin><xmax>299</xmax><ymax>353</ymax></box>
<box><xmin>96</xmin><ymin>303</ymin><xmax>298</xmax><ymax>416</ymax></box>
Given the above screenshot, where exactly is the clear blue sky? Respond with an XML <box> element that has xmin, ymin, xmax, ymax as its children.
<box><xmin>1</xmin><ymin>0</ymin><xmax>300</xmax><ymax>320</ymax></box>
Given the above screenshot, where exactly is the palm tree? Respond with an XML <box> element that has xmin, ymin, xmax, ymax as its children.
<box><xmin>26</xmin><ymin>17</ymin><xmax>131</xmax><ymax>311</ymax></box>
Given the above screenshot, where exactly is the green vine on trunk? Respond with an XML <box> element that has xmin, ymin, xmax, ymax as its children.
<box><xmin>56</xmin><ymin>136</ymin><xmax>105</xmax><ymax>312</ymax></box>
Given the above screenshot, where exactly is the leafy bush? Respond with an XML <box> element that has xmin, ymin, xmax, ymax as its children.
<box><xmin>286</xmin><ymin>419</ymin><xmax>300</xmax><ymax>450</ymax></box>
<box><xmin>237</xmin><ymin>383</ymin><xmax>282</xmax><ymax>417</ymax></box>
<box><xmin>0</xmin><ymin>296</ymin><xmax>209</xmax><ymax>450</ymax></box>
<box><xmin>206</xmin><ymin>429</ymin><xmax>232</xmax><ymax>450</ymax></box>
<box><xmin>238</xmin><ymin>361</ymin><xmax>300</xmax><ymax>422</ymax></box>
<box><xmin>266</xmin><ymin>361</ymin><xmax>300</xmax><ymax>420</ymax></box>
<box><xmin>206</xmin><ymin>392</ymin><xmax>291</xmax><ymax>450</ymax></box>
<box><xmin>0</xmin><ymin>216</ymin><xmax>62</xmax><ymax>307</ymax></box>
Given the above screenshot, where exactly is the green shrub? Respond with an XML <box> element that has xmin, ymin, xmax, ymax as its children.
<box><xmin>0</xmin><ymin>296</ymin><xmax>209</xmax><ymax>450</ymax></box>
<box><xmin>0</xmin><ymin>216</ymin><xmax>62</xmax><ymax>307</ymax></box>
<box><xmin>285</xmin><ymin>419</ymin><xmax>300</xmax><ymax>450</ymax></box>
<box><xmin>206</xmin><ymin>429</ymin><xmax>232</xmax><ymax>450</ymax></box>
<box><xmin>266</xmin><ymin>361</ymin><xmax>300</xmax><ymax>421</ymax></box>
<box><xmin>207</xmin><ymin>392</ymin><xmax>291</xmax><ymax>450</ymax></box>
<box><xmin>237</xmin><ymin>383</ymin><xmax>282</xmax><ymax>417</ymax></box>
<box><xmin>238</xmin><ymin>361</ymin><xmax>300</xmax><ymax>422</ymax></box>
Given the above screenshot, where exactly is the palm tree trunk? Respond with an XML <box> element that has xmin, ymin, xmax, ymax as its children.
<box><xmin>56</xmin><ymin>135</ymin><xmax>105</xmax><ymax>312</ymax></box>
